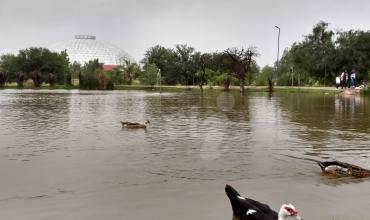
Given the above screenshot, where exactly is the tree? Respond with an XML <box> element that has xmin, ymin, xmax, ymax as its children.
<box><xmin>175</xmin><ymin>44</ymin><xmax>197</xmax><ymax>85</ymax></box>
<box><xmin>335</xmin><ymin>30</ymin><xmax>370</xmax><ymax>77</ymax></box>
<box><xmin>225</xmin><ymin>47</ymin><xmax>258</xmax><ymax>93</ymax></box>
<box><xmin>208</xmin><ymin>52</ymin><xmax>234</xmax><ymax>90</ymax></box>
<box><xmin>247</xmin><ymin>63</ymin><xmax>260</xmax><ymax>85</ymax></box>
<box><xmin>142</xmin><ymin>45</ymin><xmax>179</xmax><ymax>85</ymax></box>
<box><xmin>196</xmin><ymin>53</ymin><xmax>211</xmax><ymax>92</ymax></box>
<box><xmin>60</xmin><ymin>51</ymin><xmax>71</xmax><ymax>85</ymax></box>
<box><xmin>0</xmin><ymin>71</ymin><xmax>7</xmax><ymax>87</ymax></box>
<box><xmin>140</xmin><ymin>63</ymin><xmax>159</xmax><ymax>86</ymax></box>
<box><xmin>15</xmin><ymin>72</ymin><xmax>26</xmax><ymax>87</ymax></box>
<box><xmin>31</xmin><ymin>70</ymin><xmax>43</xmax><ymax>87</ymax></box>
<box><xmin>255</xmin><ymin>65</ymin><xmax>275</xmax><ymax>86</ymax></box>
<box><xmin>0</xmin><ymin>54</ymin><xmax>24</xmax><ymax>86</ymax></box>
<box><xmin>48</xmin><ymin>73</ymin><xmax>56</xmax><ymax>86</ymax></box>
<box><xmin>279</xmin><ymin>21</ymin><xmax>336</xmax><ymax>85</ymax></box>
<box><xmin>107</xmin><ymin>68</ymin><xmax>124</xmax><ymax>85</ymax></box>
<box><xmin>0</xmin><ymin>47</ymin><xmax>71</xmax><ymax>87</ymax></box>
<box><xmin>69</xmin><ymin>62</ymin><xmax>81</xmax><ymax>85</ymax></box>
<box><xmin>80</xmin><ymin>59</ymin><xmax>103</xmax><ymax>89</ymax></box>
<box><xmin>120</xmin><ymin>59</ymin><xmax>141</xmax><ymax>84</ymax></box>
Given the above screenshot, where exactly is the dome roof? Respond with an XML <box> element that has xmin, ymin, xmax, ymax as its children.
<box><xmin>49</xmin><ymin>35</ymin><xmax>134</xmax><ymax>66</ymax></box>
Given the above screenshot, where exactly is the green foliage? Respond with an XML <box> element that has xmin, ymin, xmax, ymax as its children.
<box><xmin>255</xmin><ymin>66</ymin><xmax>274</xmax><ymax>86</ymax></box>
<box><xmin>120</xmin><ymin>59</ymin><xmax>141</xmax><ymax>85</ymax></box>
<box><xmin>140</xmin><ymin>63</ymin><xmax>159</xmax><ymax>86</ymax></box>
<box><xmin>80</xmin><ymin>59</ymin><xmax>102</xmax><ymax>89</ymax></box>
<box><xmin>335</xmin><ymin>30</ymin><xmax>370</xmax><ymax>75</ymax></box>
<box><xmin>31</xmin><ymin>70</ymin><xmax>43</xmax><ymax>87</ymax></box>
<box><xmin>247</xmin><ymin>63</ymin><xmax>260</xmax><ymax>85</ymax></box>
<box><xmin>79</xmin><ymin>59</ymin><xmax>114</xmax><ymax>90</ymax></box>
<box><xmin>142</xmin><ymin>44</ymin><xmax>200</xmax><ymax>85</ymax></box>
<box><xmin>279</xmin><ymin>21</ymin><xmax>370</xmax><ymax>86</ymax></box>
<box><xmin>224</xmin><ymin>47</ymin><xmax>259</xmax><ymax>92</ymax></box>
<box><xmin>0</xmin><ymin>48</ymin><xmax>70</xmax><ymax>87</ymax></box>
<box><xmin>203</xmin><ymin>69</ymin><xmax>219</xmax><ymax>86</ymax></box>
<box><xmin>69</xmin><ymin>62</ymin><xmax>81</xmax><ymax>85</ymax></box>
<box><xmin>141</xmin><ymin>45</ymin><xmax>258</xmax><ymax>90</ymax></box>
<box><xmin>106</xmin><ymin>59</ymin><xmax>141</xmax><ymax>85</ymax></box>
<box><xmin>0</xmin><ymin>71</ymin><xmax>7</xmax><ymax>87</ymax></box>
<box><xmin>107</xmin><ymin>68</ymin><xmax>124</xmax><ymax>85</ymax></box>
<box><xmin>175</xmin><ymin>44</ymin><xmax>197</xmax><ymax>85</ymax></box>
<box><xmin>142</xmin><ymin>45</ymin><xmax>178</xmax><ymax>85</ymax></box>
<box><xmin>0</xmin><ymin>54</ymin><xmax>24</xmax><ymax>86</ymax></box>
<box><xmin>3</xmin><ymin>22</ymin><xmax>369</xmax><ymax>89</ymax></box>
<box><xmin>214</xmin><ymin>73</ymin><xmax>238</xmax><ymax>85</ymax></box>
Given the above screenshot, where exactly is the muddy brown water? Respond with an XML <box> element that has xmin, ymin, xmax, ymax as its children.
<box><xmin>0</xmin><ymin>89</ymin><xmax>369</xmax><ymax>220</ymax></box>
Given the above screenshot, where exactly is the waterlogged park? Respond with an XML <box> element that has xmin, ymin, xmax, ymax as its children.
<box><xmin>1</xmin><ymin>22</ymin><xmax>370</xmax><ymax>220</ymax></box>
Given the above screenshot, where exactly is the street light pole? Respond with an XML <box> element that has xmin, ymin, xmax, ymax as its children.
<box><xmin>275</xmin><ymin>25</ymin><xmax>280</xmax><ymax>86</ymax></box>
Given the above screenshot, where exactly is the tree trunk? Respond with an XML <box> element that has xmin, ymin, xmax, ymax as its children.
<box><xmin>66</xmin><ymin>73</ymin><xmax>72</xmax><ymax>86</ymax></box>
<box><xmin>224</xmin><ymin>77</ymin><xmax>230</xmax><ymax>91</ymax></box>
<box><xmin>32</xmin><ymin>71</ymin><xmax>43</xmax><ymax>87</ymax></box>
<box><xmin>17</xmin><ymin>73</ymin><xmax>25</xmax><ymax>87</ymax></box>
<box><xmin>199</xmin><ymin>83</ymin><xmax>203</xmax><ymax>92</ymax></box>
<box><xmin>239</xmin><ymin>79</ymin><xmax>245</xmax><ymax>93</ymax></box>
<box><xmin>0</xmin><ymin>72</ymin><xmax>7</xmax><ymax>87</ymax></box>
<box><xmin>239</xmin><ymin>70</ymin><xmax>245</xmax><ymax>94</ymax></box>
<box><xmin>48</xmin><ymin>73</ymin><xmax>56</xmax><ymax>86</ymax></box>
<box><xmin>268</xmin><ymin>77</ymin><xmax>273</xmax><ymax>93</ymax></box>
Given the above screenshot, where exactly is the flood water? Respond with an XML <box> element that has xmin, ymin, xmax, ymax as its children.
<box><xmin>0</xmin><ymin>89</ymin><xmax>369</xmax><ymax>220</ymax></box>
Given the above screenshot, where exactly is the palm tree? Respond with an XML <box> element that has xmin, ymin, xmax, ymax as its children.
<box><xmin>120</xmin><ymin>59</ymin><xmax>141</xmax><ymax>85</ymax></box>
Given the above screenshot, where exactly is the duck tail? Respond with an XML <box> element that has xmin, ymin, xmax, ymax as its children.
<box><xmin>225</xmin><ymin>184</ymin><xmax>240</xmax><ymax>199</ymax></box>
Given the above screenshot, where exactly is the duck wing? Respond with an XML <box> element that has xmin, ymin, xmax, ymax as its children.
<box><xmin>126</xmin><ymin>122</ymin><xmax>141</xmax><ymax>126</ymax></box>
<box><xmin>225</xmin><ymin>185</ymin><xmax>278</xmax><ymax>220</ymax></box>
<box><xmin>317</xmin><ymin>161</ymin><xmax>348</xmax><ymax>171</ymax></box>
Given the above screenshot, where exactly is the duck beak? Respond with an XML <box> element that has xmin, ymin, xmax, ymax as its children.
<box><xmin>295</xmin><ymin>215</ymin><xmax>302</xmax><ymax>220</ymax></box>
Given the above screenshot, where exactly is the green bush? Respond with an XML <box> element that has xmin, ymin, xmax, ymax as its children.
<box><xmin>140</xmin><ymin>63</ymin><xmax>159</xmax><ymax>86</ymax></box>
<box><xmin>79</xmin><ymin>59</ymin><xmax>102</xmax><ymax>90</ymax></box>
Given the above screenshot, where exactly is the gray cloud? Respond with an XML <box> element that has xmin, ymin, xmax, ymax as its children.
<box><xmin>1</xmin><ymin>0</ymin><xmax>369</xmax><ymax>66</ymax></box>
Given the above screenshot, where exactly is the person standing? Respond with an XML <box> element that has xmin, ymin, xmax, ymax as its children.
<box><xmin>345</xmin><ymin>70</ymin><xmax>350</xmax><ymax>88</ymax></box>
<box><xmin>350</xmin><ymin>69</ymin><xmax>357</xmax><ymax>87</ymax></box>
<box><xmin>335</xmin><ymin>75</ymin><xmax>341</xmax><ymax>89</ymax></box>
<box><xmin>340</xmin><ymin>70</ymin><xmax>345</xmax><ymax>89</ymax></box>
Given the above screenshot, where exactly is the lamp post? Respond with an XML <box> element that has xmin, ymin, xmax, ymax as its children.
<box><xmin>275</xmin><ymin>25</ymin><xmax>280</xmax><ymax>86</ymax></box>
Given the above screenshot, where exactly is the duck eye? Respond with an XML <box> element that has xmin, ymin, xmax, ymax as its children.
<box><xmin>285</xmin><ymin>207</ymin><xmax>293</xmax><ymax>212</ymax></box>
<box><xmin>285</xmin><ymin>207</ymin><xmax>298</xmax><ymax>216</ymax></box>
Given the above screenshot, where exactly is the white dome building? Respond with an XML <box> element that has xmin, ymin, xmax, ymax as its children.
<box><xmin>49</xmin><ymin>35</ymin><xmax>134</xmax><ymax>71</ymax></box>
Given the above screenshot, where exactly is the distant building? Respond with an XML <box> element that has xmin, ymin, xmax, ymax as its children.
<box><xmin>49</xmin><ymin>35</ymin><xmax>134</xmax><ymax>71</ymax></box>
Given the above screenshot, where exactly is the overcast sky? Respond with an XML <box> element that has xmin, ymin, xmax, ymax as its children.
<box><xmin>0</xmin><ymin>0</ymin><xmax>369</xmax><ymax>67</ymax></box>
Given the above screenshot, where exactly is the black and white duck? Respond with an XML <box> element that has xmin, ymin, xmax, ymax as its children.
<box><xmin>225</xmin><ymin>185</ymin><xmax>302</xmax><ymax>220</ymax></box>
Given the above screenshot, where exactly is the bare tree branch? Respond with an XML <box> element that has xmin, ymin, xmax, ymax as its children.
<box><xmin>224</xmin><ymin>46</ymin><xmax>258</xmax><ymax>93</ymax></box>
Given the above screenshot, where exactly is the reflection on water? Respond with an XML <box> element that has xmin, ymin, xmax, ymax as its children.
<box><xmin>1</xmin><ymin>90</ymin><xmax>369</xmax><ymax>179</ymax></box>
<box><xmin>0</xmin><ymin>89</ymin><xmax>370</xmax><ymax>220</ymax></box>
<box><xmin>277</xmin><ymin>93</ymin><xmax>370</xmax><ymax>167</ymax></box>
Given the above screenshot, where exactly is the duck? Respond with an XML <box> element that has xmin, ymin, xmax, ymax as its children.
<box><xmin>317</xmin><ymin>160</ymin><xmax>370</xmax><ymax>178</ymax></box>
<box><xmin>225</xmin><ymin>184</ymin><xmax>302</xmax><ymax>220</ymax></box>
<box><xmin>121</xmin><ymin>120</ymin><xmax>150</xmax><ymax>128</ymax></box>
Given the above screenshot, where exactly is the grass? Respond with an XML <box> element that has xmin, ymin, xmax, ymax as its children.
<box><xmin>2</xmin><ymin>83</ymin><xmax>79</xmax><ymax>90</ymax></box>
<box><xmin>2</xmin><ymin>83</ymin><xmax>367</xmax><ymax>95</ymax></box>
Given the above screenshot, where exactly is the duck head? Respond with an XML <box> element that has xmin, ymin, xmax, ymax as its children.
<box><xmin>145</xmin><ymin>120</ymin><xmax>150</xmax><ymax>125</ymax></box>
<box><xmin>278</xmin><ymin>204</ymin><xmax>302</xmax><ymax>220</ymax></box>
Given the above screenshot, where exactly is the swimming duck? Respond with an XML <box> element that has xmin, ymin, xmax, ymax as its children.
<box><xmin>121</xmin><ymin>120</ymin><xmax>150</xmax><ymax>128</ymax></box>
<box><xmin>225</xmin><ymin>184</ymin><xmax>302</xmax><ymax>220</ymax></box>
<box><xmin>317</xmin><ymin>160</ymin><xmax>370</xmax><ymax>178</ymax></box>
